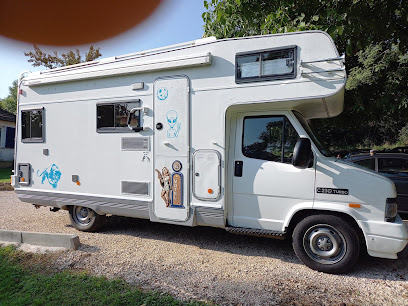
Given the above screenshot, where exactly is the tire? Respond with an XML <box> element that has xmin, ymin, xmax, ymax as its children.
<box><xmin>292</xmin><ymin>214</ymin><xmax>360</xmax><ymax>274</ymax></box>
<box><xmin>68</xmin><ymin>206</ymin><xmax>105</xmax><ymax>232</ymax></box>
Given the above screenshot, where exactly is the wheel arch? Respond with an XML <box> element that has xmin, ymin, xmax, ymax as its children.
<box><xmin>285</xmin><ymin>209</ymin><xmax>366</xmax><ymax>250</ymax></box>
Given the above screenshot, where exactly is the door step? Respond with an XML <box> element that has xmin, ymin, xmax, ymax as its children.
<box><xmin>225</xmin><ymin>226</ymin><xmax>286</xmax><ymax>239</ymax></box>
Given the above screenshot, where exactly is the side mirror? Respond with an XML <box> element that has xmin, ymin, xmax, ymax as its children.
<box><xmin>292</xmin><ymin>138</ymin><xmax>312</xmax><ymax>169</ymax></box>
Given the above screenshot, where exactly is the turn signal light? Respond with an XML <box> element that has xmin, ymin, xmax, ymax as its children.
<box><xmin>349</xmin><ymin>203</ymin><xmax>361</xmax><ymax>208</ymax></box>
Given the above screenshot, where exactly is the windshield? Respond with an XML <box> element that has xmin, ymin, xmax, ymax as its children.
<box><xmin>293</xmin><ymin>111</ymin><xmax>332</xmax><ymax>157</ymax></box>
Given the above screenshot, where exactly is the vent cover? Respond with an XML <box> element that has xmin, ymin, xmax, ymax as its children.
<box><xmin>121</xmin><ymin>181</ymin><xmax>149</xmax><ymax>195</ymax></box>
<box><xmin>121</xmin><ymin>137</ymin><xmax>149</xmax><ymax>151</ymax></box>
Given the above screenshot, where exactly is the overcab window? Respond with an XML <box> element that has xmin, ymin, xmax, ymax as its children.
<box><xmin>21</xmin><ymin>108</ymin><xmax>44</xmax><ymax>142</ymax></box>
<box><xmin>97</xmin><ymin>101</ymin><xmax>140</xmax><ymax>132</ymax></box>
<box><xmin>236</xmin><ymin>46</ymin><xmax>297</xmax><ymax>83</ymax></box>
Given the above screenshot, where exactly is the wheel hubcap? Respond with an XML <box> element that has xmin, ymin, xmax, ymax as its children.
<box><xmin>317</xmin><ymin>236</ymin><xmax>333</xmax><ymax>251</ymax></box>
<box><xmin>73</xmin><ymin>206</ymin><xmax>94</xmax><ymax>225</ymax></box>
<box><xmin>303</xmin><ymin>225</ymin><xmax>347</xmax><ymax>265</ymax></box>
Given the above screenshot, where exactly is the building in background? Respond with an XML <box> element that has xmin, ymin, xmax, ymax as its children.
<box><xmin>0</xmin><ymin>109</ymin><xmax>15</xmax><ymax>161</ymax></box>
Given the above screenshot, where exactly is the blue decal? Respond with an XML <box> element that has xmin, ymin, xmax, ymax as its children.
<box><xmin>37</xmin><ymin>164</ymin><xmax>62</xmax><ymax>189</ymax></box>
<box><xmin>156</xmin><ymin>87</ymin><xmax>168</xmax><ymax>100</ymax></box>
<box><xmin>166</xmin><ymin>110</ymin><xmax>181</xmax><ymax>138</ymax></box>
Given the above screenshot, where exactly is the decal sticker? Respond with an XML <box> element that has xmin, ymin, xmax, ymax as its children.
<box><xmin>172</xmin><ymin>160</ymin><xmax>182</xmax><ymax>172</ymax></box>
<box><xmin>142</xmin><ymin>152</ymin><xmax>150</xmax><ymax>162</ymax></box>
<box><xmin>156</xmin><ymin>87</ymin><xmax>168</xmax><ymax>100</ymax></box>
<box><xmin>166</xmin><ymin>110</ymin><xmax>181</xmax><ymax>138</ymax></box>
<box><xmin>171</xmin><ymin>172</ymin><xmax>183</xmax><ymax>207</ymax></box>
<box><xmin>155</xmin><ymin>162</ymin><xmax>184</xmax><ymax>208</ymax></box>
<box><xmin>155</xmin><ymin>167</ymin><xmax>172</xmax><ymax>207</ymax></box>
<box><xmin>316</xmin><ymin>187</ymin><xmax>349</xmax><ymax>195</ymax></box>
<box><xmin>37</xmin><ymin>164</ymin><xmax>62</xmax><ymax>189</ymax></box>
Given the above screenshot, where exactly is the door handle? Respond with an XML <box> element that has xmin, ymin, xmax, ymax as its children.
<box><xmin>234</xmin><ymin>161</ymin><xmax>243</xmax><ymax>177</ymax></box>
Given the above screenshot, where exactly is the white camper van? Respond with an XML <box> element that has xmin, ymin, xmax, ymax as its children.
<box><xmin>13</xmin><ymin>31</ymin><xmax>408</xmax><ymax>273</ymax></box>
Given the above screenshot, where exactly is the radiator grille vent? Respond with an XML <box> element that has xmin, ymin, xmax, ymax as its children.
<box><xmin>121</xmin><ymin>181</ymin><xmax>149</xmax><ymax>195</ymax></box>
<box><xmin>121</xmin><ymin>137</ymin><xmax>149</xmax><ymax>151</ymax></box>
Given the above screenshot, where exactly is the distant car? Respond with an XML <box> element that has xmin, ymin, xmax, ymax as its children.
<box><xmin>345</xmin><ymin>152</ymin><xmax>408</xmax><ymax>214</ymax></box>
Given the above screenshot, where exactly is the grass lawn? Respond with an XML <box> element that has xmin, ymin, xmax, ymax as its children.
<box><xmin>0</xmin><ymin>167</ymin><xmax>12</xmax><ymax>183</ymax></box>
<box><xmin>0</xmin><ymin>245</ymin><xmax>205</xmax><ymax>305</ymax></box>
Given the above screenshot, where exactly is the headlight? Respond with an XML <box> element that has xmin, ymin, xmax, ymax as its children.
<box><xmin>385</xmin><ymin>198</ymin><xmax>398</xmax><ymax>222</ymax></box>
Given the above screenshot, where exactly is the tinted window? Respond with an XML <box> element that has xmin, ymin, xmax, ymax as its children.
<box><xmin>355</xmin><ymin>158</ymin><xmax>375</xmax><ymax>171</ymax></box>
<box><xmin>21</xmin><ymin>109</ymin><xmax>44</xmax><ymax>142</ymax></box>
<box><xmin>242</xmin><ymin>116</ymin><xmax>298</xmax><ymax>163</ymax></box>
<box><xmin>378</xmin><ymin>158</ymin><xmax>408</xmax><ymax>175</ymax></box>
<box><xmin>97</xmin><ymin>105</ymin><xmax>114</xmax><ymax>128</ymax></box>
<box><xmin>97</xmin><ymin>102</ymin><xmax>140</xmax><ymax>131</ymax></box>
<box><xmin>31</xmin><ymin>110</ymin><xmax>43</xmax><ymax>138</ymax></box>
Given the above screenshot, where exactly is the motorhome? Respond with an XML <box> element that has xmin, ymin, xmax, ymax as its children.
<box><xmin>13</xmin><ymin>31</ymin><xmax>408</xmax><ymax>273</ymax></box>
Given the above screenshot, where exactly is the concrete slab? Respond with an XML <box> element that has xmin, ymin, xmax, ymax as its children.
<box><xmin>0</xmin><ymin>229</ymin><xmax>80</xmax><ymax>249</ymax></box>
<box><xmin>0</xmin><ymin>229</ymin><xmax>22</xmax><ymax>243</ymax></box>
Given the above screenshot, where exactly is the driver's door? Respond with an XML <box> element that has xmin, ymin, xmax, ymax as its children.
<box><xmin>229</xmin><ymin>111</ymin><xmax>315</xmax><ymax>231</ymax></box>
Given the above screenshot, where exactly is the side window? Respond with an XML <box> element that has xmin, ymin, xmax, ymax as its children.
<box><xmin>242</xmin><ymin>115</ymin><xmax>299</xmax><ymax>163</ymax></box>
<box><xmin>236</xmin><ymin>46</ymin><xmax>297</xmax><ymax>83</ymax></box>
<box><xmin>378</xmin><ymin>158</ymin><xmax>408</xmax><ymax>175</ymax></box>
<box><xmin>354</xmin><ymin>158</ymin><xmax>375</xmax><ymax>171</ymax></box>
<box><xmin>97</xmin><ymin>101</ymin><xmax>140</xmax><ymax>132</ymax></box>
<box><xmin>21</xmin><ymin>108</ymin><xmax>44</xmax><ymax>142</ymax></box>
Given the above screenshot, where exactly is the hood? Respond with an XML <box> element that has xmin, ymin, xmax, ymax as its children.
<box><xmin>315</xmin><ymin>156</ymin><xmax>396</xmax><ymax>219</ymax></box>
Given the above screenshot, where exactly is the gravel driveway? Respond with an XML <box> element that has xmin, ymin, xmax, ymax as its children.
<box><xmin>1</xmin><ymin>191</ymin><xmax>407</xmax><ymax>305</ymax></box>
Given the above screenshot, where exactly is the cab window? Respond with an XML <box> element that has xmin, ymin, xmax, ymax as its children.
<box><xmin>242</xmin><ymin>115</ymin><xmax>298</xmax><ymax>163</ymax></box>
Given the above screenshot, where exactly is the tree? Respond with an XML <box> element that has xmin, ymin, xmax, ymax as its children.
<box><xmin>203</xmin><ymin>0</ymin><xmax>408</xmax><ymax>149</ymax></box>
<box><xmin>24</xmin><ymin>45</ymin><xmax>102</xmax><ymax>69</ymax></box>
<box><xmin>203</xmin><ymin>0</ymin><xmax>408</xmax><ymax>55</ymax></box>
<box><xmin>0</xmin><ymin>80</ymin><xmax>18</xmax><ymax>114</ymax></box>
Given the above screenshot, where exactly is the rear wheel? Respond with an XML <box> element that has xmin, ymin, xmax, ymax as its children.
<box><xmin>69</xmin><ymin>206</ymin><xmax>105</xmax><ymax>232</ymax></box>
<box><xmin>292</xmin><ymin>214</ymin><xmax>360</xmax><ymax>274</ymax></box>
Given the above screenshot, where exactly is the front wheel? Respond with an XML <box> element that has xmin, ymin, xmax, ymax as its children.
<box><xmin>69</xmin><ymin>206</ymin><xmax>105</xmax><ymax>232</ymax></box>
<box><xmin>292</xmin><ymin>214</ymin><xmax>360</xmax><ymax>274</ymax></box>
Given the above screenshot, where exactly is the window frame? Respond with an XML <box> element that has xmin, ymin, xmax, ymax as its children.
<box><xmin>96</xmin><ymin>99</ymin><xmax>141</xmax><ymax>133</ymax></box>
<box><xmin>235</xmin><ymin>45</ymin><xmax>298</xmax><ymax>84</ymax></box>
<box><xmin>241</xmin><ymin>114</ymin><xmax>299</xmax><ymax>164</ymax></box>
<box><xmin>21</xmin><ymin>107</ymin><xmax>45</xmax><ymax>143</ymax></box>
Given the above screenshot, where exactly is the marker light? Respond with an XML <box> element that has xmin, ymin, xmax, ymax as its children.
<box><xmin>349</xmin><ymin>203</ymin><xmax>361</xmax><ymax>208</ymax></box>
<box><xmin>76</xmin><ymin>181</ymin><xmax>81</xmax><ymax>186</ymax></box>
<box><xmin>208</xmin><ymin>189</ymin><xmax>213</xmax><ymax>194</ymax></box>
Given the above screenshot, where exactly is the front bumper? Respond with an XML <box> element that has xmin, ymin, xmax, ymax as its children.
<box><xmin>359</xmin><ymin>215</ymin><xmax>408</xmax><ymax>259</ymax></box>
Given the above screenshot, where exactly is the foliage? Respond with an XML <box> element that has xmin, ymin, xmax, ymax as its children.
<box><xmin>1</xmin><ymin>46</ymin><xmax>102</xmax><ymax>114</ymax></box>
<box><xmin>203</xmin><ymin>0</ymin><xmax>408</xmax><ymax>150</ymax></box>
<box><xmin>0</xmin><ymin>167</ymin><xmax>13</xmax><ymax>183</ymax></box>
<box><xmin>0</xmin><ymin>79</ymin><xmax>18</xmax><ymax>114</ymax></box>
<box><xmin>399</xmin><ymin>124</ymin><xmax>408</xmax><ymax>146</ymax></box>
<box><xmin>24</xmin><ymin>45</ymin><xmax>102</xmax><ymax>69</ymax></box>
<box><xmin>203</xmin><ymin>0</ymin><xmax>408</xmax><ymax>56</ymax></box>
<box><xmin>314</xmin><ymin>43</ymin><xmax>408</xmax><ymax>149</ymax></box>
<box><xmin>0</xmin><ymin>245</ymin><xmax>202</xmax><ymax>306</ymax></box>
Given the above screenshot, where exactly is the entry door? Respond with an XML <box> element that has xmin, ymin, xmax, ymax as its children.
<box><xmin>153</xmin><ymin>76</ymin><xmax>190</xmax><ymax>221</ymax></box>
<box><xmin>230</xmin><ymin>111</ymin><xmax>315</xmax><ymax>231</ymax></box>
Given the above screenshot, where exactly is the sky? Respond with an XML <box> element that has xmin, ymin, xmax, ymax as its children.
<box><xmin>0</xmin><ymin>0</ymin><xmax>206</xmax><ymax>98</ymax></box>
